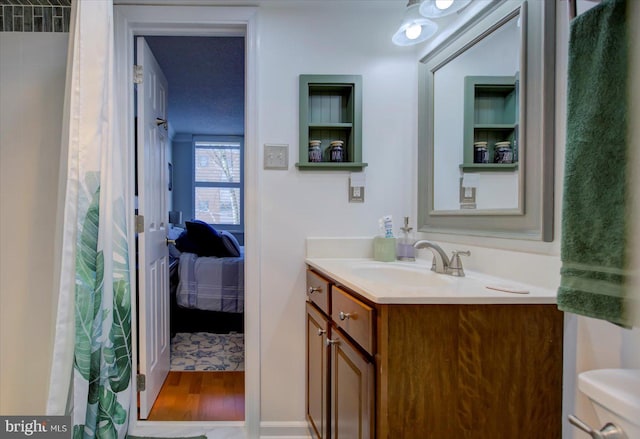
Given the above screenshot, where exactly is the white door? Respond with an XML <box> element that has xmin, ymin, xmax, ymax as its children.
<box><xmin>136</xmin><ymin>37</ymin><xmax>170</xmax><ymax>419</ymax></box>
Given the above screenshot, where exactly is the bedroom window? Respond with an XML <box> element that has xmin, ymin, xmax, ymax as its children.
<box><xmin>193</xmin><ymin>137</ymin><xmax>243</xmax><ymax>228</ymax></box>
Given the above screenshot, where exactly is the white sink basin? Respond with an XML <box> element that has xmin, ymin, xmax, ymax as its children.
<box><xmin>305</xmin><ymin>257</ymin><xmax>557</xmax><ymax>304</ymax></box>
<box><xmin>351</xmin><ymin>262</ymin><xmax>453</xmax><ymax>288</ymax></box>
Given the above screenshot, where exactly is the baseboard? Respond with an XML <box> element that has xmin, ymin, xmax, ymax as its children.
<box><xmin>259</xmin><ymin>421</ymin><xmax>311</xmax><ymax>439</ymax></box>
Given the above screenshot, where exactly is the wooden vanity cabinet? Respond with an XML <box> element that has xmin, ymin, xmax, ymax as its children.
<box><xmin>376</xmin><ymin>304</ymin><xmax>563</xmax><ymax>438</ymax></box>
<box><xmin>305</xmin><ymin>267</ymin><xmax>563</xmax><ymax>439</ymax></box>
<box><xmin>307</xmin><ymin>302</ymin><xmax>375</xmax><ymax>439</ymax></box>
<box><xmin>306</xmin><ymin>271</ymin><xmax>375</xmax><ymax>439</ymax></box>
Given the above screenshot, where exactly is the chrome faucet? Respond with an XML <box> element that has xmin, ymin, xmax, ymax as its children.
<box><xmin>414</xmin><ymin>240</ymin><xmax>450</xmax><ymax>274</ymax></box>
<box><xmin>413</xmin><ymin>240</ymin><xmax>470</xmax><ymax>277</ymax></box>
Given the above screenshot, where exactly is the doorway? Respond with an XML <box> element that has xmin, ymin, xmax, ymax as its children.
<box><xmin>114</xmin><ymin>5</ymin><xmax>260</xmax><ymax>436</ymax></box>
<box><xmin>140</xmin><ymin>35</ymin><xmax>246</xmax><ymax>422</ymax></box>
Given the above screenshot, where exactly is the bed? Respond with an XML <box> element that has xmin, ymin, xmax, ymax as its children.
<box><xmin>169</xmin><ymin>221</ymin><xmax>244</xmax><ymax>335</ymax></box>
<box><xmin>176</xmin><ymin>249</ymin><xmax>244</xmax><ymax>313</ymax></box>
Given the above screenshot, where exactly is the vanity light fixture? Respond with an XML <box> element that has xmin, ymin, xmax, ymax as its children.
<box><xmin>419</xmin><ymin>0</ymin><xmax>473</xmax><ymax>18</ymax></box>
<box><xmin>392</xmin><ymin>0</ymin><xmax>438</xmax><ymax>46</ymax></box>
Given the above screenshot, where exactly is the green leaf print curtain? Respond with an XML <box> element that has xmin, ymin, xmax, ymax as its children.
<box><xmin>47</xmin><ymin>1</ymin><xmax>133</xmax><ymax>438</ymax></box>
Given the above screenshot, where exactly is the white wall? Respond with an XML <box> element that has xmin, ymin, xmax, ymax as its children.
<box><xmin>254</xmin><ymin>2</ymin><xmax>632</xmax><ymax>432</ymax></box>
<box><xmin>0</xmin><ymin>33</ymin><xmax>68</xmax><ymax>414</ymax></box>
<box><xmin>256</xmin><ymin>2</ymin><xmax>416</xmax><ymax>422</ymax></box>
<box><xmin>0</xmin><ymin>0</ymin><xmax>414</xmax><ymax>422</ymax></box>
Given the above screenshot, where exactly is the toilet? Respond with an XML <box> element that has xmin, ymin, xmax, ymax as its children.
<box><xmin>578</xmin><ymin>369</ymin><xmax>640</xmax><ymax>438</ymax></box>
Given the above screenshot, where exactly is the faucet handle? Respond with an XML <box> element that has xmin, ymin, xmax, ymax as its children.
<box><xmin>451</xmin><ymin>250</ymin><xmax>470</xmax><ymax>259</ymax></box>
<box><xmin>448</xmin><ymin>250</ymin><xmax>470</xmax><ymax>276</ymax></box>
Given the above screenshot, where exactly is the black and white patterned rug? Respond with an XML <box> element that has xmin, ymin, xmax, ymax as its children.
<box><xmin>170</xmin><ymin>332</ymin><xmax>244</xmax><ymax>371</ymax></box>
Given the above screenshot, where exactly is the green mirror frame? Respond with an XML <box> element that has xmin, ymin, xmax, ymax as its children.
<box><xmin>418</xmin><ymin>0</ymin><xmax>555</xmax><ymax>241</ymax></box>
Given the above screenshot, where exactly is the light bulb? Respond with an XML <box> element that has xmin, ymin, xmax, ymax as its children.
<box><xmin>405</xmin><ymin>23</ymin><xmax>422</xmax><ymax>40</ymax></box>
<box><xmin>435</xmin><ymin>0</ymin><xmax>454</xmax><ymax>10</ymax></box>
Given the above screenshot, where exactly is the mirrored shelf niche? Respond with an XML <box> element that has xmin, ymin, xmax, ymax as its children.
<box><xmin>461</xmin><ymin>75</ymin><xmax>519</xmax><ymax>172</ymax></box>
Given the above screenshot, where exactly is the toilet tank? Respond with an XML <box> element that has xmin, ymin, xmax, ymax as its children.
<box><xmin>578</xmin><ymin>369</ymin><xmax>640</xmax><ymax>438</ymax></box>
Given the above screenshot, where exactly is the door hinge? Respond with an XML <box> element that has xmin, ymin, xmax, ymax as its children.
<box><xmin>133</xmin><ymin>65</ymin><xmax>143</xmax><ymax>84</ymax></box>
<box><xmin>136</xmin><ymin>374</ymin><xmax>146</xmax><ymax>392</ymax></box>
<box><xmin>135</xmin><ymin>215</ymin><xmax>144</xmax><ymax>233</ymax></box>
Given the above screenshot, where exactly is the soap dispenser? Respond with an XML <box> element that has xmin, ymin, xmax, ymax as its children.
<box><xmin>397</xmin><ymin>217</ymin><xmax>415</xmax><ymax>261</ymax></box>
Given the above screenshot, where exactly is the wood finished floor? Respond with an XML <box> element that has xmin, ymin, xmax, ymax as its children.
<box><xmin>147</xmin><ymin>371</ymin><xmax>245</xmax><ymax>421</ymax></box>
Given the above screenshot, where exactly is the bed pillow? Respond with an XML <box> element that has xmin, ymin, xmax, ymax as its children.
<box><xmin>181</xmin><ymin>220</ymin><xmax>226</xmax><ymax>257</ymax></box>
<box><xmin>175</xmin><ymin>229</ymin><xmax>200</xmax><ymax>255</ymax></box>
<box><xmin>220</xmin><ymin>230</ymin><xmax>241</xmax><ymax>257</ymax></box>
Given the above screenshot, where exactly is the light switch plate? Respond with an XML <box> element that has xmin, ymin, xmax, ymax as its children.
<box><xmin>349</xmin><ymin>185</ymin><xmax>365</xmax><ymax>203</ymax></box>
<box><xmin>264</xmin><ymin>144</ymin><xmax>288</xmax><ymax>169</ymax></box>
<box><xmin>459</xmin><ymin>177</ymin><xmax>476</xmax><ymax>209</ymax></box>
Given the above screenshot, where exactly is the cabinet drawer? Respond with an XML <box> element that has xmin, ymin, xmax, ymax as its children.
<box><xmin>331</xmin><ymin>286</ymin><xmax>374</xmax><ymax>356</ymax></box>
<box><xmin>307</xmin><ymin>269</ymin><xmax>330</xmax><ymax>315</ymax></box>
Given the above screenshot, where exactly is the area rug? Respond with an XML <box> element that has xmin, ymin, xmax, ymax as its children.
<box><xmin>170</xmin><ymin>332</ymin><xmax>244</xmax><ymax>371</ymax></box>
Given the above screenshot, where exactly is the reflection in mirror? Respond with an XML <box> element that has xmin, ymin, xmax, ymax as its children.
<box><xmin>418</xmin><ymin>0</ymin><xmax>555</xmax><ymax>241</ymax></box>
<box><xmin>433</xmin><ymin>13</ymin><xmax>522</xmax><ymax>212</ymax></box>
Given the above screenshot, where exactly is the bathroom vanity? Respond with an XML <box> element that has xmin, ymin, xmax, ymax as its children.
<box><xmin>305</xmin><ymin>258</ymin><xmax>563</xmax><ymax>439</ymax></box>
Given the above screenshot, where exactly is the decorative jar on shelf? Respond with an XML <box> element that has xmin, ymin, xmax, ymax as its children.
<box><xmin>493</xmin><ymin>141</ymin><xmax>513</xmax><ymax>164</ymax></box>
<box><xmin>308</xmin><ymin>140</ymin><xmax>322</xmax><ymax>162</ymax></box>
<box><xmin>329</xmin><ymin>140</ymin><xmax>344</xmax><ymax>162</ymax></box>
<box><xmin>473</xmin><ymin>141</ymin><xmax>488</xmax><ymax>163</ymax></box>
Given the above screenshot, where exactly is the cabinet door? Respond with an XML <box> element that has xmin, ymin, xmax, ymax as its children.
<box><xmin>306</xmin><ymin>302</ymin><xmax>329</xmax><ymax>439</ymax></box>
<box><xmin>330</xmin><ymin>330</ymin><xmax>374</xmax><ymax>439</ymax></box>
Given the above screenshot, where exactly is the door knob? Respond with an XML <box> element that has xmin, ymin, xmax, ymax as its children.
<box><xmin>166</xmin><ymin>238</ymin><xmax>176</xmax><ymax>246</ymax></box>
<box><xmin>156</xmin><ymin>118</ymin><xmax>168</xmax><ymax>130</ymax></box>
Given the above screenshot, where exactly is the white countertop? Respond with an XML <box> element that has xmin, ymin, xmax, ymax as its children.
<box><xmin>305</xmin><ymin>258</ymin><xmax>558</xmax><ymax>305</ymax></box>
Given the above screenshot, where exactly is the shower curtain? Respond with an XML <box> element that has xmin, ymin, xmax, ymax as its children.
<box><xmin>47</xmin><ymin>1</ymin><xmax>132</xmax><ymax>438</ymax></box>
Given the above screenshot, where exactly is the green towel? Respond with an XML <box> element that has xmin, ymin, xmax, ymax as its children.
<box><xmin>557</xmin><ymin>0</ymin><xmax>631</xmax><ymax>327</ymax></box>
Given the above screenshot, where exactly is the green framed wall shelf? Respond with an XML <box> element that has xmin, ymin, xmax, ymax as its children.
<box><xmin>296</xmin><ymin>74</ymin><xmax>367</xmax><ymax>170</ymax></box>
<box><xmin>462</xmin><ymin>75</ymin><xmax>519</xmax><ymax>172</ymax></box>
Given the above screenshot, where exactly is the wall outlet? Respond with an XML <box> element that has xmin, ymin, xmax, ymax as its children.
<box><xmin>349</xmin><ymin>186</ymin><xmax>365</xmax><ymax>203</ymax></box>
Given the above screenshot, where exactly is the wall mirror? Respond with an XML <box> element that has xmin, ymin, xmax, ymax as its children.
<box><xmin>418</xmin><ymin>0</ymin><xmax>555</xmax><ymax>241</ymax></box>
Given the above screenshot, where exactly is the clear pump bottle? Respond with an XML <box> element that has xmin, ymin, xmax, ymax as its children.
<box><xmin>397</xmin><ymin>217</ymin><xmax>415</xmax><ymax>261</ymax></box>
